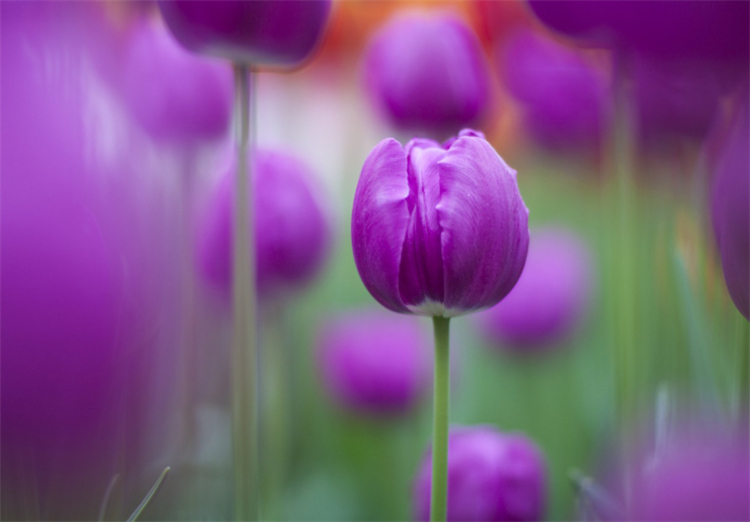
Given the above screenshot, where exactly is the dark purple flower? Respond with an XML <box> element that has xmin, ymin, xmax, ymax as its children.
<box><xmin>363</xmin><ymin>12</ymin><xmax>492</xmax><ymax>137</ymax></box>
<box><xmin>317</xmin><ymin>310</ymin><xmax>430</xmax><ymax>416</ymax></box>
<box><xmin>157</xmin><ymin>0</ymin><xmax>332</xmax><ymax>66</ymax></box>
<box><xmin>711</xmin><ymin>101</ymin><xmax>749</xmax><ymax>320</ymax></box>
<box><xmin>475</xmin><ymin>227</ymin><xmax>594</xmax><ymax>349</ymax></box>
<box><xmin>500</xmin><ymin>28</ymin><xmax>608</xmax><ymax>153</ymax></box>
<box><xmin>121</xmin><ymin>19</ymin><xmax>232</xmax><ymax>143</ymax></box>
<box><xmin>413</xmin><ymin>426</ymin><xmax>547</xmax><ymax>521</ymax></box>
<box><xmin>198</xmin><ymin>149</ymin><xmax>331</xmax><ymax>300</ymax></box>
<box><xmin>352</xmin><ymin>129</ymin><xmax>529</xmax><ymax>318</ymax></box>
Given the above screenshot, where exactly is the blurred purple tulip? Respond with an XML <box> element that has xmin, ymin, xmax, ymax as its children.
<box><xmin>363</xmin><ymin>12</ymin><xmax>492</xmax><ymax>137</ymax></box>
<box><xmin>121</xmin><ymin>19</ymin><xmax>232</xmax><ymax>144</ymax></box>
<box><xmin>413</xmin><ymin>426</ymin><xmax>547</xmax><ymax>521</ymax></box>
<box><xmin>157</xmin><ymin>0</ymin><xmax>331</xmax><ymax>66</ymax></box>
<box><xmin>500</xmin><ymin>28</ymin><xmax>608</xmax><ymax>153</ymax></box>
<box><xmin>352</xmin><ymin>129</ymin><xmax>529</xmax><ymax>318</ymax></box>
<box><xmin>711</xmin><ymin>101</ymin><xmax>749</xmax><ymax>320</ymax></box>
<box><xmin>198</xmin><ymin>149</ymin><xmax>331</xmax><ymax>301</ymax></box>
<box><xmin>317</xmin><ymin>310</ymin><xmax>431</xmax><ymax>416</ymax></box>
<box><xmin>475</xmin><ymin>227</ymin><xmax>594</xmax><ymax>349</ymax></box>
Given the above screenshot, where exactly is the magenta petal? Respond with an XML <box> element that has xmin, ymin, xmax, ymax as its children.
<box><xmin>352</xmin><ymin>138</ymin><xmax>411</xmax><ymax>313</ymax></box>
<box><xmin>437</xmin><ymin>134</ymin><xmax>529</xmax><ymax>313</ymax></box>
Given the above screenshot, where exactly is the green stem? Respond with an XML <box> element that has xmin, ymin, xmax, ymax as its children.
<box><xmin>232</xmin><ymin>63</ymin><xmax>258</xmax><ymax>522</ymax></box>
<box><xmin>739</xmin><ymin>319</ymin><xmax>749</xmax><ymax>421</ymax></box>
<box><xmin>430</xmin><ymin>316</ymin><xmax>451</xmax><ymax>522</ymax></box>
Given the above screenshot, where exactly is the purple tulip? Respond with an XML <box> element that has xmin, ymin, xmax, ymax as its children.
<box><xmin>711</xmin><ymin>101</ymin><xmax>749</xmax><ymax>320</ymax></box>
<box><xmin>121</xmin><ymin>19</ymin><xmax>232</xmax><ymax>143</ymax></box>
<box><xmin>352</xmin><ymin>129</ymin><xmax>529</xmax><ymax>318</ymax></box>
<box><xmin>475</xmin><ymin>227</ymin><xmax>594</xmax><ymax>349</ymax></box>
<box><xmin>413</xmin><ymin>426</ymin><xmax>547</xmax><ymax>521</ymax></box>
<box><xmin>198</xmin><ymin>148</ymin><xmax>330</xmax><ymax>300</ymax></box>
<box><xmin>500</xmin><ymin>28</ymin><xmax>608</xmax><ymax>153</ymax></box>
<box><xmin>317</xmin><ymin>310</ymin><xmax>431</xmax><ymax>416</ymax></box>
<box><xmin>363</xmin><ymin>12</ymin><xmax>492</xmax><ymax>137</ymax></box>
<box><xmin>157</xmin><ymin>0</ymin><xmax>331</xmax><ymax>66</ymax></box>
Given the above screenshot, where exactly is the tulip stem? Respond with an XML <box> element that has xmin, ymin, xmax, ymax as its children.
<box><xmin>232</xmin><ymin>63</ymin><xmax>258</xmax><ymax>522</ymax></box>
<box><xmin>430</xmin><ymin>316</ymin><xmax>451</xmax><ymax>522</ymax></box>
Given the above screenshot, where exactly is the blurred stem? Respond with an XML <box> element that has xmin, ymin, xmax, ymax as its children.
<box><xmin>232</xmin><ymin>63</ymin><xmax>258</xmax><ymax>522</ymax></box>
<box><xmin>430</xmin><ymin>316</ymin><xmax>451</xmax><ymax>522</ymax></box>
<box><xmin>739</xmin><ymin>319</ymin><xmax>749</xmax><ymax>421</ymax></box>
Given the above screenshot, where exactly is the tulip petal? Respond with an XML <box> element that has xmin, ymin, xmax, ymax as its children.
<box><xmin>352</xmin><ymin>138</ymin><xmax>411</xmax><ymax>313</ymax></box>
<box><xmin>437</xmin><ymin>135</ymin><xmax>529</xmax><ymax>313</ymax></box>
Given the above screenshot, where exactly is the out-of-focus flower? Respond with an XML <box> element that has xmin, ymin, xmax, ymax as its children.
<box><xmin>317</xmin><ymin>310</ymin><xmax>430</xmax><ymax>416</ymax></box>
<box><xmin>413</xmin><ymin>426</ymin><xmax>546</xmax><ymax>521</ymax></box>
<box><xmin>475</xmin><ymin>227</ymin><xmax>593</xmax><ymax>349</ymax></box>
<box><xmin>363</xmin><ymin>12</ymin><xmax>491</xmax><ymax>137</ymax></box>
<box><xmin>157</xmin><ymin>0</ymin><xmax>332</xmax><ymax>67</ymax></box>
<box><xmin>500</xmin><ymin>28</ymin><xmax>608</xmax><ymax>153</ymax></box>
<box><xmin>198</xmin><ymin>149</ymin><xmax>330</xmax><ymax>301</ymax></box>
<box><xmin>121</xmin><ymin>19</ymin><xmax>232</xmax><ymax>144</ymax></box>
<box><xmin>352</xmin><ymin>129</ymin><xmax>529</xmax><ymax>318</ymax></box>
<box><xmin>711</xmin><ymin>101</ymin><xmax>749</xmax><ymax>320</ymax></box>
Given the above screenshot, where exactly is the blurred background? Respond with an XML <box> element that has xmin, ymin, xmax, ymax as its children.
<box><xmin>2</xmin><ymin>1</ymin><xmax>748</xmax><ymax>521</ymax></box>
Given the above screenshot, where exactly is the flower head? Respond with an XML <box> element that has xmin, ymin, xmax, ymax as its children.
<box><xmin>352</xmin><ymin>129</ymin><xmax>529</xmax><ymax>318</ymax></box>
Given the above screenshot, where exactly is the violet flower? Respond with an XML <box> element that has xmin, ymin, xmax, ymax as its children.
<box><xmin>317</xmin><ymin>310</ymin><xmax>431</xmax><ymax>416</ymax></box>
<box><xmin>157</xmin><ymin>0</ymin><xmax>332</xmax><ymax>66</ymax></box>
<box><xmin>500</xmin><ymin>28</ymin><xmax>608</xmax><ymax>153</ymax></box>
<box><xmin>363</xmin><ymin>12</ymin><xmax>492</xmax><ymax>137</ymax></box>
<box><xmin>413</xmin><ymin>426</ymin><xmax>547</xmax><ymax>522</ymax></box>
<box><xmin>121</xmin><ymin>19</ymin><xmax>232</xmax><ymax>144</ymax></box>
<box><xmin>475</xmin><ymin>227</ymin><xmax>594</xmax><ymax>350</ymax></box>
<box><xmin>198</xmin><ymin>148</ymin><xmax>330</xmax><ymax>301</ymax></box>
<box><xmin>352</xmin><ymin>129</ymin><xmax>529</xmax><ymax>318</ymax></box>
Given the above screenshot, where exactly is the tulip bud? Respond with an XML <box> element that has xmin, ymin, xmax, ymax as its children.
<box><xmin>413</xmin><ymin>426</ymin><xmax>547</xmax><ymax>521</ymax></box>
<box><xmin>363</xmin><ymin>12</ymin><xmax>491</xmax><ymax>137</ymax></box>
<box><xmin>198</xmin><ymin>149</ymin><xmax>330</xmax><ymax>300</ymax></box>
<box><xmin>157</xmin><ymin>0</ymin><xmax>332</xmax><ymax>67</ymax></box>
<box><xmin>475</xmin><ymin>227</ymin><xmax>594</xmax><ymax>349</ymax></box>
<box><xmin>352</xmin><ymin>129</ymin><xmax>529</xmax><ymax>318</ymax></box>
<box><xmin>317</xmin><ymin>310</ymin><xmax>431</xmax><ymax>416</ymax></box>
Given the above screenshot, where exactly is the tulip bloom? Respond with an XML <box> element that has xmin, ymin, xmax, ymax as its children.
<box><xmin>198</xmin><ymin>148</ymin><xmax>330</xmax><ymax>301</ymax></box>
<box><xmin>317</xmin><ymin>310</ymin><xmax>431</xmax><ymax>416</ymax></box>
<box><xmin>352</xmin><ymin>129</ymin><xmax>529</xmax><ymax>318</ymax></box>
<box><xmin>413</xmin><ymin>427</ymin><xmax>547</xmax><ymax>522</ymax></box>
<box><xmin>363</xmin><ymin>12</ymin><xmax>492</xmax><ymax>137</ymax></box>
<box><xmin>476</xmin><ymin>227</ymin><xmax>594</xmax><ymax>349</ymax></box>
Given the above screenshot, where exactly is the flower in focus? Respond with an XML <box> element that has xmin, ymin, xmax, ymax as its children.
<box><xmin>499</xmin><ymin>28</ymin><xmax>608</xmax><ymax>154</ymax></box>
<box><xmin>363</xmin><ymin>12</ymin><xmax>492</xmax><ymax>137</ymax></box>
<box><xmin>475</xmin><ymin>227</ymin><xmax>594</xmax><ymax>350</ymax></box>
<box><xmin>352</xmin><ymin>129</ymin><xmax>529</xmax><ymax>318</ymax></box>
<box><xmin>157</xmin><ymin>0</ymin><xmax>332</xmax><ymax>66</ymax></box>
<box><xmin>413</xmin><ymin>426</ymin><xmax>547</xmax><ymax>521</ymax></box>
<box><xmin>198</xmin><ymin>148</ymin><xmax>331</xmax><ymax>301</ymax></box>
<box><xmin>121</xmin><ymin>18</ymin><xmax>232</xmax><ymax>144</ymax></box>
<box><xmin>711</xmin><ymin>100</ymin><xmax>749</xmax><ymax>320</ymax></box>
<box><xmin>317</xmin><ymin>310</ymin><xmax>431</xmax><ymax>416</ymax></box>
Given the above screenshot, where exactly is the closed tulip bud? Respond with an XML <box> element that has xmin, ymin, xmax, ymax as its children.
<box><xmin>198</xmin><ymin>149</ymin><xmax>330</xmax><ymax>301</ymax></box>
<box><xmin>352</xmin><ymin>129</ymin><xmax>529</xmax><ymax>318</ymax></box>
<box><xmin>363</xmin><ymin>12</ymin><xmax>492</xmax><ymax>137</ymax></box>
<box><xmin>413</xmin><ymin>426</ymin><xmax>547</xmax><ymax>521</ymax></box>
<box><xmin>475</xmin><ymin>227</ymin><xmax>594</xmax><ymax>349</ymax></box>
<box><xmin>317</xmin><ymin>310</ymin><xmax>431</xmax><ymax>416</ymax></box>
<box><xmin>157</xmin><ymin>0</ymin><xmax>332</xmax><ymax>67</ymax></box>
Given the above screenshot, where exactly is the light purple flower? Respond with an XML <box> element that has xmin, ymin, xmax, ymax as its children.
<box><xmin>317</xmin><ymin>310</ymin><xmax>431</xmax><ymax>416</ymax></box>
<box><xmin>500</xmin><ymin>28</ymin><xmax>608</xmax><ymax>153</ymax></box>
<box><xmin>198</xmin><ymin>148</ymin><xmax>330</xmax><ymax>300</ymax></box>
<box><xmin>413</xmin><ymin>426</ymin><xmax>547</xmax><ymax>521</ymax></box>
<box><xmin>121</xmin><ymin>19</ymin><xmax>232</xmax><ymax>143</ymax></box>
<box><xmin>475</xmin><ymin>227</ymin><xmax>594</xmax><ymax>349</ymax></box>
<box><xmin>157</xmin><ymin>0</ymin><xmax>332</xmax><ymax>66</ymax></box>
<box><xmin>352</xmin><ymin>129</ymin><xmax>529</xmax><ymax>318</ymax></box>
<box><xmin>363</xmin><ymin>12</ymin><xmax>492</xmax><ymax>137</ymax></box>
